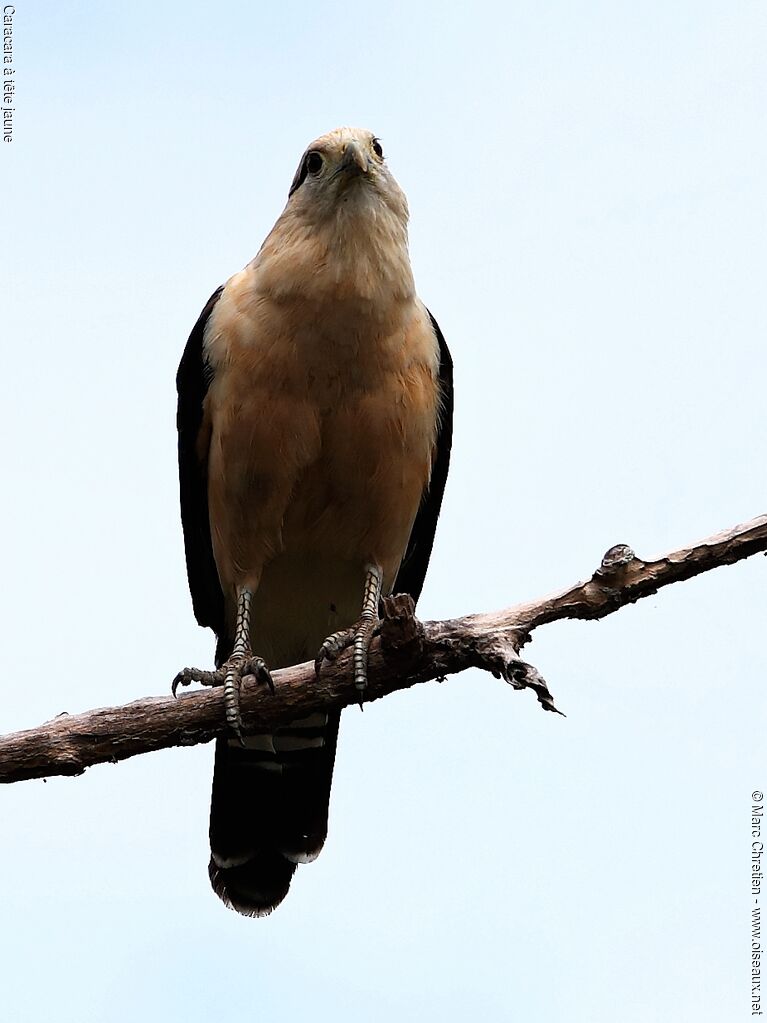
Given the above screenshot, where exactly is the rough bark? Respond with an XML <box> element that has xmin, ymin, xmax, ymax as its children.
<box><xmin>1</xmin><ymin>513</ymin><xmax>765</xmax><ymax>784</ymax></box>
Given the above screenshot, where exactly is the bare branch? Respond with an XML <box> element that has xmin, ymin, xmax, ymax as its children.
<box><xmin>1</xmin><ymin>513</ymin><xmax>765</xmax><ymax>784</ymax></box>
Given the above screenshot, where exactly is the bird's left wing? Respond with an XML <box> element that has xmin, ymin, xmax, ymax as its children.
<box><xmin>177</xmin><ymin>286</ymin><xmax>228</xmax><ymax>653</ymax></box>
<box><xmin>392</xmin><ymin>310</ymin><xmax>454</xmax><ymax>605</ymax></box>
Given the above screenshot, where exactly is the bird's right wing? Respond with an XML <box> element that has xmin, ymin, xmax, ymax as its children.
<box><xmin>392</xmin><ymin>310</ymin><xmax>454</xmax><ymax>605</ymax></box>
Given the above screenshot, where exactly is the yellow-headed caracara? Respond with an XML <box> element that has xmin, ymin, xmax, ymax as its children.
<box><xmin>175</xmin><ymin>128</ymin><xmax>453</xmax><ymax>916</ymax></box>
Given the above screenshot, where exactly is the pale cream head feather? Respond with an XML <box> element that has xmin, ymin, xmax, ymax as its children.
<box><xmin>253</xmin><ymin>127</ymin><xmax>416</xmax><ymax>309</ymax></box>
<box><xmin>286</xmin><ymin>126</ymin><xmax>409</xmax><ymax>226</ymax></box>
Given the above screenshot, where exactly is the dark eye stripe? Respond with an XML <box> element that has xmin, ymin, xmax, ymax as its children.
<box><xmin>288</xmin><ymin>158</ymin><xmax>308</xmax><ymax>197</ymax></box>
<box><xmin>372</xmin><ymin>137</ymin><xmax>383</xmax><ymax>159</ymax></box>
<box><xmin>289</xmin><ymin>149</ymin><xmax>325</xmax><ymax>197</ymax></box>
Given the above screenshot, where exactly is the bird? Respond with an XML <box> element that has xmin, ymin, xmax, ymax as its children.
<box><xmin>174</xmin><ymin>127</ymin><xmax>453</xmax><ymax>916</ymax></box>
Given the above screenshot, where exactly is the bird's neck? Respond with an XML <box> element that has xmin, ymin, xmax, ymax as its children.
<box><xmin>254</xmin><ymin>200</ymin><xmax>415</xmax><ymax>320</ymax></box>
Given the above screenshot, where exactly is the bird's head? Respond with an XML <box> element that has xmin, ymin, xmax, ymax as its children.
<box><xmin>286</xmin><ymin>127</ymin><xmax>409</xmax><ymax>226</ymax></box>
<box><xmin>256</xmin><ymin>128</ymin><xmax>414</xmax><ymax>307</ymax></box>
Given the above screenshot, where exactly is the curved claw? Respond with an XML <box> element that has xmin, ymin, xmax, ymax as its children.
<box><xmin>172</xmin><ymin>652</ymin><xmax>273</xmax><ymax>739</ymax></box>
<box><xmin>171</xmin><ymin>672</ymin><xmax>188</xmax><ymax>699</ymax></box>
<box><xmin>314</xmin><ymin>618</ymin><xmax>382</xmax><ymax>701</ymax></box>
<box><xmin>242</xmin><ymin>656</ymin><xmax>275</xmax><ymax>695</ymax></box>
<box><xmin>314</xmin><ymin>628</ymin><xmax>355</xmax><ymax>677</ymax></box>
<box><xmin>223</xmin><ymin>654</ymin><xmax>276</xmax><ymax>744</ymax></box>
<box><xmin>171</xmin><ymin>666</ymin><xmax>222</xmax><ymax>698</ymax></box>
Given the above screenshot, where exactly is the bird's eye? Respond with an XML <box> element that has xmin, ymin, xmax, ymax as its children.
<box><xmin>372</xmin><ymin>138</ymin><xmax>384</xmax><ymax>159</ymax></box>
<box><xmin>306</xmin><ymin>151</ymin><xmax>323</xmax><ymax>174</ymax></box>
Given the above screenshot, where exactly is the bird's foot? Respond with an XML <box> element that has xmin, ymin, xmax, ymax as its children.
<box><xmin>314</xmin><ymin>617</ymin><xmax>382</xmax><ymax>700</ymax></box>
<box><xmin>315</xmin><ymin>564</ymin><xmax>384</xmax><ymax>703</ymax></box>
<box><xmin>314</xmin><ymin>627</ymin><xmax>352</xmax><ymax>675</ymax></box>
<box><xmin>172</xmin><ymin>652</ymin><xmax>274</xmax><ymax>742</ymax></box>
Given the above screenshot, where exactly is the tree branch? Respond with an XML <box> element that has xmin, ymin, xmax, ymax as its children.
<box><xmin>1</xmin><ymin>513</ymin><xmax>765</xmax><ymax>784</ymax></box>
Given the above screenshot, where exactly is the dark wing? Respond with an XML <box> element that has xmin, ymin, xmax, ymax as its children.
<box><xmin>392</xmin><ymin>310</ymin><xmax>453</xmax><ymax>605</ymax></box>
<box><xmin>177</xmin><ymin>286</ymin><xmax>228</xmax><ymax>652</ymax></box>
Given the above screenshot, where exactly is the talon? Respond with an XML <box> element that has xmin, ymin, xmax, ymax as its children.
<box><xmin>172</xmin><ymin>666</ymin><xmax>221</xmax><ymax>697</ymax></box>
<box><xmin>315</xmin><ymin>564</ymin><xmax>384</xmax><ymax>694</ymax></box>
<box><xmin>314</xmin><ymin>628</ymin><xmax>354</xmax><ymax>676</ymax></box>
<box><xmin>171</xmin><ymin>671</ymin><xmax>188</xmax><ymax>698</ymax></box>
<box><xmin>174</xmin><ymin>587</ymin><xmax>273</xmax><ymax>738</ymax></box>
<box><xmin>221</xmin><ymin>652</ymin><xmax>273</xmax><ymax>740</ymax></box>
<box><xmin>243</xmin><ymin>656</ymin><xmax>275</xmax><ymax>695</ymax></box>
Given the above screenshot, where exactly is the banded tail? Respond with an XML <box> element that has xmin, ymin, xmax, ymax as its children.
<box><xmin>208</xmin><ymin>709</ymin><xmax>341</xmax><ymax>916</ymax></box>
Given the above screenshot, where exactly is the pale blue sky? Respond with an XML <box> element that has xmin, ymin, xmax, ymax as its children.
<box><xmin>2</xmin><ymin>2</ymin><xmax>766</xmax><ymax>1020</ymax></box>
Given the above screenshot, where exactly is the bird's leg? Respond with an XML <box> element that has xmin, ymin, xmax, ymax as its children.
<box><xmin>315</xmin><ymin>564</ymin><xmax>384</xmax><ymax>695</ymax></box>
<box><xmin>353</xmin><ymin>565</ymin><xmax>384</xmax><ymax>692</ymax></box>
<box><xmin>172</xmin><ymin>585</ymin><xmax>273</xmax><ymax>741</ymax></box>
<box><xmin>222</xmin><ymin>587</ymin><xmax>260</xmax><ymax>739</ymax></box>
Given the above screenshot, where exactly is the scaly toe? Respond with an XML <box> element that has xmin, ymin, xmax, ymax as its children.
<box><xmin>353</xmin><ymin>617</ymin><xmax>380</xmax><ymax>693</ymax></box>
<box><xmin>314</xmin><ymin>628</ymin><xmax>355</xmax><ymax>677</ymax></box>
<box><xmin>221</xmin><ymin>652</ymin><xmax>274</xmax><ymax>742</ymax></box>
<box><xmin>242</xmin><ymin>656</ymin><xmax>275</xmax><ymax>695</ymax></box>
<box><xmin>171</xmin><ymin>666</ymin><xmax>222</xmax><ymax>698</ymax></box>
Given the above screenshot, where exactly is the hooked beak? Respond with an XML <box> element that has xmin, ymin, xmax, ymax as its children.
<box><xmin>337</xmin><ymin>140</ymin><xmax>370</xmax><ymax>179</ymax></box>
